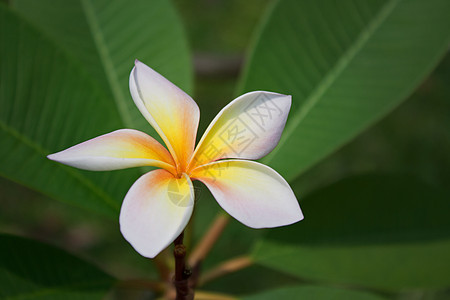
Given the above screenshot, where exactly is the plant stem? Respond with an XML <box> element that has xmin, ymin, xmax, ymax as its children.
<box><xmin>199</xmin><ymin>255</ymin><xmax>252</xmax><ymax>286</ymax></box>
<box><xmin>173</xmin><ymin>232</ymin><xmax>193</xmax><ymax>300</ymax></box>
<box><xmin>188</xmin><ymin>212</ymin><xmax>230</xmax><ymax>267</ymax></box>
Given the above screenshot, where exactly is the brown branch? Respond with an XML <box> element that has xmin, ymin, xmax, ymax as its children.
<box><xmin>199</xmin><ymin>256</ymin><xmax>253</xmax><ymax>286</ymax></box>
<box><xmin>188</xmin><ymin>213</ymin><xmax>230</xmax><ymax>267</ymax></box>
<box><xmin>173</xmin><ymin>232</ymin><xmax>194</xmax><ymax>300</ymax></box>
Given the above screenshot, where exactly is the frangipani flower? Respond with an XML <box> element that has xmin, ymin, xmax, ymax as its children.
<box><xmin>48</xmin><ymin>60</ymin><xmax>303</xmax><ymax>258</ymax></box>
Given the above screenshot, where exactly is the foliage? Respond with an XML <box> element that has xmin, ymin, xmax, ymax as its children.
<box><xmin>254</xmin><ymin>174</ymin><xmax>450</xmax><ymax>290</ymax></box>
<box><xmin>1</xmin><ymin>0</ymin><xmax>449</xmax><ymax>299</ymax></box>
<box><xmin>0</xmin><ymin>233</ymin><xmax>113</xmax><ymax>299</ymax></box>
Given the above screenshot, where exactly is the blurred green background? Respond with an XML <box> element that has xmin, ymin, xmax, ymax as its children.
<box><xmin>1</xmin><ymin>0</ymin><xmax>450</xmax><ymax>299</ymax></box>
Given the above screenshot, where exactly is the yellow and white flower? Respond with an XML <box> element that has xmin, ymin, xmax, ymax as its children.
<box><xmin>48</xmin><ymin>60</ymin><xmax>303</xmax><ymax>258</ymax></box>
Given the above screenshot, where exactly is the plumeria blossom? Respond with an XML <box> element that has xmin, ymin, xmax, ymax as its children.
<box><xmin>48</xmin><ymin>60</ymin><xmax>303</xmax><ymax>258</ymax></box>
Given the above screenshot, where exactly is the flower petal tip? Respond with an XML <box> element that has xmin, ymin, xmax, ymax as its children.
<box><xmin>47</xmin><ymin>152</ymin><xmax>61</xmax><ymax>162</ymax></box>
<box><xmin>285</xmin><ymin>202</ymin><xmax>304</xmax><ymax>225</ymax></box>
<box><xmin>119</xmin><ymin>227</ymin><xmax>160</xmax><ymax>258</ymax></box>
<box><xmin>256</xmin><ymin>206</ymin><xmax>304</xmax><ymax>229</ymax></box>
<box><xmin>134</xmin><ymin>59</ymin><xmax>147</xmax><ymax>70</ymax></box>
<box><xmin>292</xmin><ymin>210</ymin><xmax>305</xmax><ymax>224</ymax></box>
<box><xmin>286</xmin><ymin>94</ymin><xmax>292</xmax><ymax>105</ymax></box>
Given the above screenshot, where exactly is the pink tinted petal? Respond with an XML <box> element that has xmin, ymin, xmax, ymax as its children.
<box><xmin>47</xmin><ymin>129</ymin><xmax>176</xmax><ymax>173</ymax></box>
<box><xmin>119</xmin><ymin>169</ymin><xmax>194</xmax><ymax>258</ymax></box>
<box><xmin>130</xmin><ymin>60</ymin><xmax>199</xmax><ymax>171</ymax></box>
<box><xmin>191</xmin><ymin>160</ymin><xmax>303</xmax><ymax>228</ymax></box>
<box><xmin>189</xmin><ymin>91</ymin><xmax>291</xmax><ymax>169</ymax></box>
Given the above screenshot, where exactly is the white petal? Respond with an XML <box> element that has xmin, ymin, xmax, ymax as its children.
<box><xmin>130</xmin><ymin>60</ymin><xmax>199</xmax><ymax>171</ymax></box>
<box><xmin>47</xmin><ymin>129</ymin><xmax>175</xmax><ymax>173</ymax></box>
<box><xmin>120</xmin><ymin>169</ymin><xmax>194</xmax><ymax>258</ymax></box>
<box><xmin>191</xmin><ymin>160</ymin><xmax>303</xmax><ymax>228</ymax></box>
<box><xmin>189</xmin><ymin>91</ymin><xmax>291</xmax><ymax>169</ymax></box>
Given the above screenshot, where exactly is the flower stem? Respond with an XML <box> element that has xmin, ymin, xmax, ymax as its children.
<box><xmin>199</xmin><ymin>255</ymin><xmax>253</xmax><ymax>286</ymax></box>
<box><xmin>189</xmin><ymin>212</ymin><xmax>230</xmax><ymax>267</ymax></box>
<box><xmin>173</xmin><ymin>232</ymin><xmax>194</xmax><ymax>300</ymax></box>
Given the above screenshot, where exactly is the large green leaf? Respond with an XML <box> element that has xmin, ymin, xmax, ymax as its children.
<box><xmin>12</xmin><ymin>0</ymin><xmax>192</xmax><ymax>134</ymax></box>
<box><xmin>0</xmin><ymin>1</ymin><xmax>191</xmax><ymax>217</ymax></box>
<box><xmin>239</xmin><ymin>0</ymin><xmax>450</xmax><ymax>181</ymax></box>
<box><xmin>240</xmin><ymin>285</ymin><xmax>386</xmax><ymax>300</ymax></box>
<box><xmin>252</xmin><ymin>174</ymin><xmax>450</xmax><ymax>290</ymax></box>
<box><xmin>0</xmin><ymin>233</ymin><xmax>114</xmax><ymax>299</ymax></box>
<box><xmin>0</xmin><ymin>4</ymin><xmax>134</xmax><ymax>217</ymax></box>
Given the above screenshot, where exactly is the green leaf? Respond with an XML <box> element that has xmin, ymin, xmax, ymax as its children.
<box><xmin>239</xmin><ymin>0</ymin><xmax>450</xmax><ymax>181</ymax></box>
<box><xmin>0</xmin><ymin>0</ymin><xmax>192</xmax><ymax>216</ymax></box>
<box><xmin>240</xmin><ymin>285</ymin><xmax>386</xmax><ymax>300</ymax></box>
<box><xmin>12</xmin><ymin>0</ymin><xmax>192</xmax><ymax>134</ymax></box>
<box><xmin>202</xmin><ymin>264</ymin><xmax>302</xmax><ymax>295</ymax></box>
<box><xmin>0</xmin><ymin>233</ymin><xmax>114</xmax><ymax>299</ymax></box>
<box><xmin>0</xmin><ymin>4</ymin><xmax>137</xmax><ymax>217</ymax></box>
<box><xmin>252</xmin><ymin>174</ymin><xmax>450</xmax><ymax>290</ymax></box>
